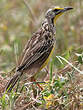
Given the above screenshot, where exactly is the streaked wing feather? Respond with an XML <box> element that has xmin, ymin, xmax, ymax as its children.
<box><xmin>17</xmin><ymin>41</ymin><xmax>52</xmax><ymax>71</ymax></box>
<box><xmin>18</xmin><ymin>29</ymin><xmax>42</xmax><ymax>65</ymax></box>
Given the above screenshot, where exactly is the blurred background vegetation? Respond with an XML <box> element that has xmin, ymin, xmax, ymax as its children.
<box><xmin>0</xmin><ymin>0</ymin><xmax>83</xmax><ymax>110</ymax></box>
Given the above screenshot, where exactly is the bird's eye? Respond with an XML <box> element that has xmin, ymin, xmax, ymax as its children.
<box><xmin>54</xmin><ymin>9</ymin><xmax>59</xmax><ymax>12</ymax></box>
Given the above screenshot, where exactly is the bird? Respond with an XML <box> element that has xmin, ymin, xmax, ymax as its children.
<box><xmin>6</xmin><ymin>6</ymin><xmax>73</xmax><ymax>92</ymax></box>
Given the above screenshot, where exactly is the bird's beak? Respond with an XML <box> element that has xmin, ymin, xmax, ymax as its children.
<box><xmin>53</xmin><ymin>7</ymin><xmax>73</xmax><ymax>24</ymax></box>
<box><xmin>56</xmin><ymin>7</ymin><xmax>73</xmax><ymax>15</ymax></box>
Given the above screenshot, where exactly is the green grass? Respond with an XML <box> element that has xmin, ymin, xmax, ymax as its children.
<box><xmin>0</xmin><ymin>52</ymin><xmax>82</xmax><ymax>109</ymax></box>
<box><xmin>0</xmin><ymin>0</ymin><xmax>83</xmax><ymax>109</ymax></box>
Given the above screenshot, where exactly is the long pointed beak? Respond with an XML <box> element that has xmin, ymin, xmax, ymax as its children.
<box><xmin>56</xmin><ymin>7</ymin><xmax>73</xmax><ymax>15</ymax></box>
<box><xmin>62</xmin><ymin>7</ymin><xmax>73</xmax><ymax>12</ymax></box>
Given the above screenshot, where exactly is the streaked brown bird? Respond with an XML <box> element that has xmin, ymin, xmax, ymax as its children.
<box><xmin>6</xmin><ymin>6</ymin><xmax>73</xmax><ymax>92</ymax></box>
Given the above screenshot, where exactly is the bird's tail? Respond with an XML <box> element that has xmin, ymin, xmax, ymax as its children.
<box><xmin>5</xmin><ymin>71</ymin><xmax>23</xmax><ymax>92</ymax></box>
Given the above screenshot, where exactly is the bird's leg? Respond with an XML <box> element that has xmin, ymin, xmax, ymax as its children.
<box><xmin>31</xmin><ymin>77</ymin><xmax>43</xmax><ymax>90</ymax></box>
<box><xmin>30</xmin><ymin>77</ymin><xmax>43</xmax><ymax>98</ymax></box>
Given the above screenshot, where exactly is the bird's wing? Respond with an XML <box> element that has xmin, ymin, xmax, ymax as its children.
<box><xmin>18</xmin><ymin>29</ymin><xmax>42</xmax><ymax>65</ymax></box>
<box><xmin>17</xmin><ymin>30</ymin><xmax>53</xmax><ymax>72</ymax></box>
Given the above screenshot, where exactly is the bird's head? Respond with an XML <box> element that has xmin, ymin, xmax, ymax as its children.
<box><xmin>45</xmin><ymin>6</ymin><xmax>73</xmax><ymax>25</ymax></box>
